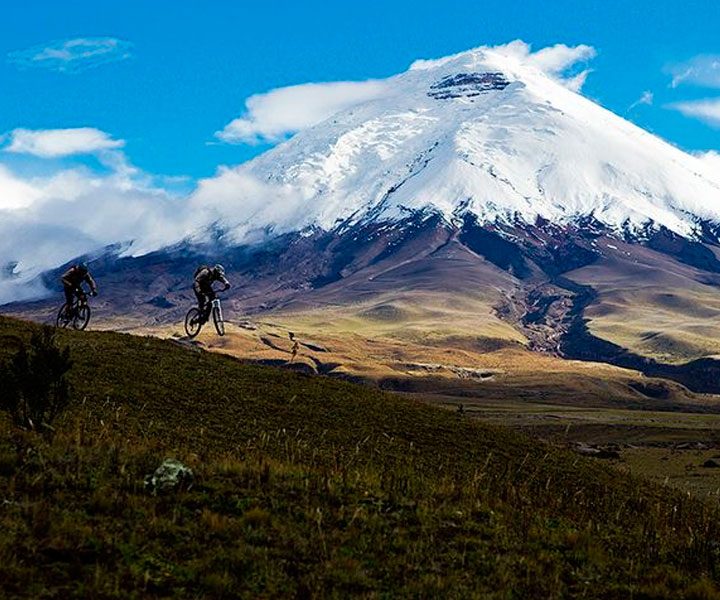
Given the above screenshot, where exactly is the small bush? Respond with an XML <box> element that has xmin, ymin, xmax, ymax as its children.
<box><xmin>0</xmin><ymin>326</ymin><xmax>72</xmax><ymax>433</ymax></box>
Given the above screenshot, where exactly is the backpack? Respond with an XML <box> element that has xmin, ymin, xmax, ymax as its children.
<box><xmin>193</xmin><ymin>265</ymin><xmax>209</xmax><ymax>279</ymax></box>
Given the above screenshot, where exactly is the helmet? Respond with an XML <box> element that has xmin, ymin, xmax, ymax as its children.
<box><xmin>78</xmin><ymin>261</ymin><xmax>89</xmax><ymax>273</ymax></box>
<box><xmin>214</xmin><ymin>264</ymin><xmax>225</xmax><ymax>276</ymax></box>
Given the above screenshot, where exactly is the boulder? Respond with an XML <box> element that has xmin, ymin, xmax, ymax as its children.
<box><xmin>144</xmin><ymin>458</ymin><xmax>194</xmax><ymax>495</ymax></box>
<box><xmin>573</xmin><ymin>443</ymin><xmax>620</xmax><ymax>460</ymax></box>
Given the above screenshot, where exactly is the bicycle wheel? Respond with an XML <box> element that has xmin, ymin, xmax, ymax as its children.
<box><xmin>212</xmin><ymin>305</ymin><xmax>225</xmax><ymax>336</ymax></box>
<box><xmin>56</xmin><ymin>303</ymin><xmax>71</xmax><ymax>328</ymax></box>
<box><xmin>73</xmin><ymin>304</ymin><xmax>91</xmax><ymax>330</ymax></box>
<box><xmin>184</xmin><ymin>308</ymin><xmax>202</xmax><ymax>338</ymax></box>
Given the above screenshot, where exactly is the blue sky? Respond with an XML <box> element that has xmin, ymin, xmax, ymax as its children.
<box><xmin>1</xmin><ymin>0</ymin><xmax>719</xmax><ymax>181</ymax></box>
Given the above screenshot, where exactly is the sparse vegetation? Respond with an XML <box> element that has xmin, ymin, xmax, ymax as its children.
<box><xmin>584</xmin><ymin>279</ymin><xmax>720</xmax><ymax>364</ymax></box>
<box><xmin>0</xmin><ymin>315</ymin><xmax>720</xmax><ymax>598</ymax></box>
<box><xmin>0</xmin><ymin>325</ymin><xmax>72</xmax><ymax>434</ymax></box>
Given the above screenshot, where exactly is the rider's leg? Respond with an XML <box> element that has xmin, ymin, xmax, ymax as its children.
<box><xmin>204</xmin><ymin>289</ymin><xmax>217</xmax><ymax>321</ymax></box>
<box><xmin>63</xmin><ymin>284</ymin><xmax>74</xmax><ymax>316</ymax></box>
<box><xmin>193</xmin><ymin>283</ymin><xmax>206</xmax><ymax>313</ymax></box>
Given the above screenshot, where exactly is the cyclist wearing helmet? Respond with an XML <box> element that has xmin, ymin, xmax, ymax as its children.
<box><xmin>60</xmin><ymin>262</ymin><xmax>98</xmax><ymax>313</ymax></box>
<box><xmin>193</xmin><ymin>264</ymin><xmax>230</xmax><ymax>321</ymax></box>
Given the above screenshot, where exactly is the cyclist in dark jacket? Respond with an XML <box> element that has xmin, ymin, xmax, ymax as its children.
<box><xmin>193</xmin><ymin>264</ymin><xmax>230</xmax><ymax>319</ymax></box>
<box><xmin>61</xmin><ymin>263</ymin><xmax>97</xmax><ymax>310</ymax></box>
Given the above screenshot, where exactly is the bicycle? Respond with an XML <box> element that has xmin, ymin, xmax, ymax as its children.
<box><xmin>184</xmin><ymin>294</ymin><xmax>226</xmax><ymax>338</ymax></box>
<box><xmin>56</xmin><ymin>288</ymin><xmax>93</xmax><ymax>330</ymax></box>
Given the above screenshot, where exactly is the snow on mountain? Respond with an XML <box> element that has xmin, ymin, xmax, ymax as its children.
<box><xmin>213</xmin><ymin>43</ymin><xmax>720</xmax><ymax>241</ymax></box>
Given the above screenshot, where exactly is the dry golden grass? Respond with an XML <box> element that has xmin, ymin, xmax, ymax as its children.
<box><xmin>572</xmin><ymin>262</ymin><xmax>720</xmax><ymax>364</ymax></box>
<box><xmin>587</xmin><ymin>292</ymin><xmax>720</xmax><ymax>364</ymax></box>
<box><xmin>282</xmin><ymin>290</ymin><xmax>525</xmax><ymax>343</ymax></box>
<box><xmin>136</xmin><ymin>290</ymin><xmax>705</xmax><ymax>412</ymax></box>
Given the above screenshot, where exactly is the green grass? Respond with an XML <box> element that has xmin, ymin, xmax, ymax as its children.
<box><xmin>1</xmin><ymin>316</ymin><xmax>720</xmax><ymax>598</ymax></box>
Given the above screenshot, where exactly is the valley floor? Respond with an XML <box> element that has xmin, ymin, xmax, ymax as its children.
<box><xmin>132</xmin><ymin>302</ymin><xmax>720</xmax><ymax>503</ymax></box>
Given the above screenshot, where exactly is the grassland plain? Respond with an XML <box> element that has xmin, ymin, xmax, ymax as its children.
<box><xmin>124</xmin><ymin>281</ymin><xmax>720</xmax><ymax>512</ymax></box>
<box><xmin>143</xmin><ymin>300</ymin><xmax>720</xmax><ymax>502</ymax></box>
<box><xmin>141</xmin><ymin>295</ymin><xmax>703</xmax><ymax>407</ymax></box>
<box><xmin>1</xmin><ymin>316</ymin><xmax>720</xmax><ymax>598</ymax></box>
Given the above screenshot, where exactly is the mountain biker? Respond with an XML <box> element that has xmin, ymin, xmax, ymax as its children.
<box><xmin>193</xmin><ymin>264</ymin><xmax>230</xmax><ymax>321</ymax></box>
<box><xmin>61</xmin><ymin>262</ymin><xmax>98</xmax><ymax>314</ymax></box>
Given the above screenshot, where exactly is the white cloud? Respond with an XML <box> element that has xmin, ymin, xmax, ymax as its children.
<box><xmin>667</xmin><ymin>55</ymin><xmax>720</xmax><ymax>89</ymax></box>
<box><xmin>0</xmin><ymin>165</ymin><xmax>43</xmax><ymax>210</ymax></box>
<box><xmin>526</xmin><ymin>43</ymin><xmax>597</xmax><ymax>78</ymax></box>
<box><xmin>187</xmin><ymin>168</ymin><xmax>309</xmax><ymax>245</ymax></box>
<box><xmin>563</xmin><ymin>70</ymin><xmax>591</xmax><ymax>93</ymax></box>
<box><xmin>7</xmin><ymin>37</ymin><xmax>132</xmax><ymax>73</ymax></box>
<box><xmin>0</xmin><ymin>161</ymin><xmax>190</xmax><ymax>303</ymax></box>
<box><xmin>666</xmin><ymin>55</ymin><xmax>720</xmax><ymax>128</ymax></box>
<box><xmin>4</xmin><ymin>127</ymin><xmax>124</xmax><ymax>158</ymax></box>
<box><xmin>216</xmin><ymin>80</ymin><xmax>388</xmax><ymax>144</ymax></box>
<box><xmin>629</xmin><ymin>90</ymin><xmax>654</xmax><ymax>111</ymax></box>
<box><xmin>670</xmin><ymin>98</ymin><xmax>720</xmax><ymax>128</ymax></box>
<box><xmin>497</xmin><ymin>41</ymin><xmax>596</xmax><ymax>91</ymax></box>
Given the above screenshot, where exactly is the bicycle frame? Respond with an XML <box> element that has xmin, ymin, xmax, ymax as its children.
<box><xmin>64</xmin><ymin>290</ymin><xmax>87</xmax><ymax>317</ymax></box>
<box><xmin>57</xmin><ymin>286</ymin><xmax>92</xmax><ymax>331</ymax></box>
<box><xmin>200</xmin><ymin>297</ymin><xmax>222</xmax><ymax>320</ymax></box>
<box><xmin>185</xmin><ymin>290</ymin><xmax>226</xmax><ymax>338</ymax></box>
<box><xmin>74</xmin><ymin>292</ymin><xmax>88</xmax><ymax>309</ymax></box>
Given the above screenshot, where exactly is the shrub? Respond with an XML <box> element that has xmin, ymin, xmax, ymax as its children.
<box><xmin>0</xmin><ymin>326</ymin><xmax>72</xmax><ymax>433</ymax></box>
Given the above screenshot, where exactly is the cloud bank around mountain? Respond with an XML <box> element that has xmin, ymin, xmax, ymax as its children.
<box><xmin>0</xmin><ymin>126</ymin><xmax>297</xmax><ymax>302</ymax></box>
<box><xmin>217</xmin><ymin>41</ymin><xmax>597</xmax><ymax>145</ymax></box>
<box><xmin>0</xmin><ymin>127</ymin><xmax>187</xmax><ymax>302</ymax></box>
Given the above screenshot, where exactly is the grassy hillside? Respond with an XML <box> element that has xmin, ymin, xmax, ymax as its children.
<box><xmin>571</xmin><ymin>256</ymin><xmax>720</xmax><ymax>364</ymax></box>
<box><xmin>0</xmin><ymin>316</ymin><xmax>719</xmax><ymax>598</ymax></box>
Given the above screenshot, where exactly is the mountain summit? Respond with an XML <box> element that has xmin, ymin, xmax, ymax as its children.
<box><xmin>222</xmin><ymin>43</ymin><xmax>720</xmax><ymax>242</ymax></box>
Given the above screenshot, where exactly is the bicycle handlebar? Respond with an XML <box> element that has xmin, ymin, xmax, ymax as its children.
<box><xmin>209</xmin><ymin>285</ymin><xmax>230</xmax><ymax>294</ymax></box>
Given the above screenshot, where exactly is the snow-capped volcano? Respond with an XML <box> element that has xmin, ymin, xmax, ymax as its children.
<box><xmin>220</xmin><ymin>43</ymin><xmax>720</xmax><ymax>241</ymax></box>
<box><xmin>9</xmin><ymin>43</ymin><xmax>720</xmax><ymax>390</ymax></box>
<box><xmin>6</xmin><ymin>42</ymin><xmax>720</xmax><ymax>317</ymax></box>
